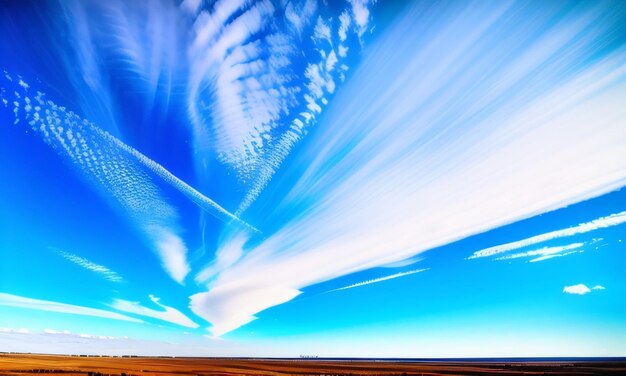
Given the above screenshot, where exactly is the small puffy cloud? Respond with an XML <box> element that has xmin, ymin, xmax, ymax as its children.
<box><xmin>563</xmin><ymin>284</ymin><xmax>591</xmax><ymax>295</ymax></box>
<box><xmin>592</xmin><ymin>285</ymin><xmax>606</xmax><ymax>290</ymax></box>
<box><xmin>348</xmin><ymin>0</ymin><xmax>372</xmax><ymax>38</ymax></box>
<box><xmin>312</xmin><ymin>16</ymin><xmax>332</xmax><ymax>44</ymax></box>
<box><xmin>285</xmin><ymin>0</ymin><xmax>318</xmax><ymax>35</ymax></box>
<box><xmin>338</xmin><ymin>10</ymin><xmax>351</xmax><ymax>42</ymax></box>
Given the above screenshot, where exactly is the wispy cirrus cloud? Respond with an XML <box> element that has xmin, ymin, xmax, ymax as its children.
<box><xmin>55</xmin><ymin>249</ymin><xmax>124</xmax><ymax>283</ymax></box>
<box><xmin>1</xmin><ymin>80</ymin><xmax>190</xmax><ymax>284</ymax></box>
<box><xmin>2</xmin><ymin>76</ymin><xmax>256</xmax><ymax>283</ymax></box>
<box><xmin>191</xmin><ymin>1</ymin><xmax>626</xmax><ymax>336</ymax></box>
<box><xmin>56</xmin><ymin>0</ymin><xmax>186</xmax><ymax>135</ymax></box>
<box><xmin>185</xmin><ymin>0</ymin><xmax>375</xmax><ymax>214</ymax></box>
<box><xmin>110</xmin><ymin>294</ymin><xmax>199</xmax><ymax>328</ymax></box>
<box><xmin>468</xmin><ymin>212</ymin><xmax>626</xmax><ymax>260</ymax></box>
<box><xmin>0</xmin><ymin>293</ymin><xmax>142</xmax><ymax>323</ymax></box>
<box><xmin>493</xmin><ymin>243</ymin><xmax>584</xmax><ymax>263</ymax></box>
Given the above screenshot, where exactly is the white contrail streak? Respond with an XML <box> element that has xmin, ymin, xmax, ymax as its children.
<box><xmin>94</xmin><ymin>127</ymin><xmax>260</xmax><ymax>234</ymax></box>
<box><xmin>329</xmin><ymin>268</ymin><xmax>428</xmax><ymax>292</ymax></box>
<box><xmin>468</xmin><ymin>212</ymin><xmax>626</xmax><ymax>259</ymax></box>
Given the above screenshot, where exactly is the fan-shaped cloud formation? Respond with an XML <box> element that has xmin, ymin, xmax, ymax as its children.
<box><xmin>191</xmin><ymin>1</ymin><xmax>626</xmax><ymax>336</ymax></box>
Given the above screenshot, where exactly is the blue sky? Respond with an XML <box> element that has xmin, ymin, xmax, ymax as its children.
<box><xmin>1</xmin><ymin>0</ymin><xmax>625</xmax><ymax>357</ymax></box>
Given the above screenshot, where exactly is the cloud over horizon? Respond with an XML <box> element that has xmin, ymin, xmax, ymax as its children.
<box><xmin>0</xmin><ymin>293</ymin><xmax>142</xmax><ymax>323</ymax></box>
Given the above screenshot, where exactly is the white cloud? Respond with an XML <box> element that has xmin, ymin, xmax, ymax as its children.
<box><xmin>43</xmin><ymin>329</ymin><xmax>72</xmax><ymax>335</ymax></box>
<box><xmin>379</xmin><ymin>256</ymin><xmax>422</xmax><ymax>268</ymax></box>
<box><xmin>494</xmin><ymin>243</ymin><xmax>584</xmax><ymax>262</ymax></box>
<box><xmin>326</xmin><ymin>49</ymin><xmax>338</xmax><ymax>72</ymax></box>
<box><xmin>313</xmin><ymin>16</ymin><xmax>332</xmax><ymax>44</ymax></box>
<box><xmin>331</xmin><ymin>268</ymin><xmax>428</xmax><ymax>292</ymax></box>
<box><xmin>190</xmin><ymin>285</ymin><xmax>300</xmax><ymax>337</ymax></box>
<box><xmin>185</xmin><ymin>0</ymin><xmax>367</xmax><ymax>217</ymax></box>
<box><xmin>195</xmin><ymin>232</ymin><xmax>248</xmax><ymax>283</ymax></box>
<box><xmin>111</xmin><ymin>295</ymin><xmax>199</xmax><ymax>328</ymax></box>
<box><xmin>0</xmin><ymin>327</ymin><xmax>30</xmax><ymax>334</ymax></box>
<box><xmin>338</xmin><ymin>44</ymin><xmax>349</xmax><ymax>58</ymax></box>
<box><xmin>468</xmin><ymin>211</ymin><xmax>626</xmax><ymax>259</ymax></box>
<box><xmin>285</xmin><ymin>0</ymin><xmax>318</xmax><ymax>35</ymax></box>
<box><xmin>0</xmin><ymin>330</ymin><xmax>235</xmax><ymax>357</ymax></box>
<box><xmin>563</xmin><ymin>284</ymin><xmax>592</xmax><ymax>295</ymax></box>
<box><xmin>191</xmin><ymin>2</ymin><xmax>626</xmax><ymax>335</ymax></box>
<box><xmin>338</xmin><ymin>10</ymin><xmax>351</xmax><ymax>42</ymax></box>
<box><xmin>348</xmin><ymin>0</ymin><xmax>372</xmax><ymax>38</ymax></box>
<box><xmin>148</xmin><ymin>226</ymin><xmax>191</xmax><ymax>284</ymax></box>
<box><xmin>528</xmin><ymin>250</ymin><xmax>580</xmax><ymax>263</ymax></box>
<box><xmin>0</xmin><ymin>293</ymin><xmax>142</xmax><ymax>323</ymax></box>
<box><xmin>592</xmin><ymin>285</ymin><xmax>606</xmax><ymax>290</ymax></box>
<box><xmin>56</xmin><ymin>249</ymin><xmax>124</xmax><ymax>283</ymax></box>
<box><xmin>4</xmin><ymin>80</ymin><xmax>262</xmax><ymax>283</ymax></box>
<box><xmin>180</xmin><ymin>0</ymin><xmax>201</xmax><ymax>15</ymax></box>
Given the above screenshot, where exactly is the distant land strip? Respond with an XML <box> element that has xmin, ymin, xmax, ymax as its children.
<box><xmin>1</xmin><ymin>353</ymin><xmax>626</xmax><ymax>376</ymax></box>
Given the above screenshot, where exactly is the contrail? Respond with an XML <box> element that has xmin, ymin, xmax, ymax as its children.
<box><xmin>92</xmin><ymin>126</ymin><xmax>261</xmax><ymax>234</ymax></box>
<box><xmin>1</xmin><ymin>73</ymin><xmax>260</xmax><ymax>235</ymax></box>
<box><xmin>327</xmin><ymin>268</ymin><xmax>429</xmax><ymax>293</ymax></box>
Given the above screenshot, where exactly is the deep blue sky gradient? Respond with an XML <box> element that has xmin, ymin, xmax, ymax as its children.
<box><xmin>1</xmin><ymin>0</ymin><xmax>625</xmax><ymax>357</ymax></box>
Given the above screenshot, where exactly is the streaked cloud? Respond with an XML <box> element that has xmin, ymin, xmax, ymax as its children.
<box><xmin>111</xmin><ymin>294</ymin><xmax>199</xmax><ymax>328</ymax></box>
<box><xmin>0</xmin><ymin>293</ymin><xmax>142</xmax><ymax>323</ymax></box>
<box><xmin>331</xmin><ymin>268</ymin><xmax>428</xmax><ymax>292</ymax></box>
<box><xmin>494</xmin><ymin>243</ymin><xmax>584</xmax><ymax>263</ymax></box>
<box><xmin>56</xmin><ymin>249</ymin><xmax>124</xmax><ymax>283</ymax></box>
<box><xmin>468</xmin><ymin>212</ymin><xmax>626</xmax><ymax>260</ymax></box>
<box><xmin>592</xmin><ymin>285</ymin><xmax>606</xmax><ymax>291</ymax></box>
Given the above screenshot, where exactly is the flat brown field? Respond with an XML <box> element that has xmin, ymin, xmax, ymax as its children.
<box><xmin>0</xmin><ymin>354</ymin><xmax>625</xmax><ymax>376</ymax></box>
